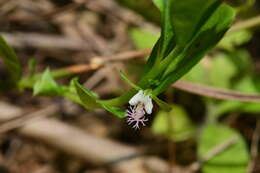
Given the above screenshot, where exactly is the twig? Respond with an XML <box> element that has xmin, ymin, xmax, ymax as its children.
<box><xmin>41</xmin><ymin>1</ymin><xmax>87</xmax><ymax>19</ymax></box>
<box><xmin>173</xmin><ymin>80</ymin><xmax>260</xmax><ymax>102</ymax></box>
<box><xmin>19</xmin><ymin>118</ymin><xmax>140</xmax><ymax>164</ymax></box>
<box><xmin>189</xmin><ymin>136</ymin><xmax>238</xmax><ymax>171</ymax></box>
<box><xmin>229</xmin><ymin>15</ymin><xmax>260</xmax><ymax>32</ymax></box>
<box><xmin>0</xmin><ymin>105</ymin><xmax>58</xmax><ymax>133</ymax></box>
<box><xmin>0</xmin><ymin>103</ymin><xmax>140</xmax><ymax>165</ymax></box>
<box><xmin>7</xmin><ymin>0</ymin><xmax>87</xmax><ymax>22</ymax></box>
<box><xmin>247</xmin><ymin>118</ymin><xmax>260</xmax><ymax>173</ymax></box>
<box><xmin>1</xmin><ymin>32</ymin><xmax>89</xmax><ymax>51</ymax></box>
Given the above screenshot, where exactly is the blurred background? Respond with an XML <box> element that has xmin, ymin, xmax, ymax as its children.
<box><xmin>0</xmin><ymin>0</ymin><xmax>260</xmax><ymax>173</ymax></box>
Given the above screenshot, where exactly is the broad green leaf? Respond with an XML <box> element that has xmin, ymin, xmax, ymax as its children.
<box><xmin>129</xmin><ymin>28</ymin><xmax>159</xmax><ymax>50</ymax></box>
<box><xmin>227</xmin><ymin>50</ymin><xmax>252</xmax><ymax>75</ymax></box>
<box><xmin>218</xmin><ymin>30</ymin><xmax>252</xmax><ymax>51</ymax></box>
<box><xmin>33</xmin><ymin>68</ymin><xmax>61</xmax><ymax>96</ymax></box>
<box><xmin>73</xmin><ymin>79</ymin><xmax>101</xmax><ymax>110</ymax></box>
<box><xmin>198</xmin><ymin>124</ymin><xmax>249</xmax><ymax>173</ymax></box>
<box><xmin>209</xmin><ymin>53</ymin><xmax>237</xmax><ymax>88</ymax></box>
<box><xmin>152</xmin><ymin>105</ymin><xmax>194</xmax><ymax>142</ymax></box>
<box><xmin>170</xmin><ymin>0</ymin><xmax>222</xmax><ymax>47</ymax></box>
<box><xmin>153</xmin><ymin>4</ymin><xmax>235</xmax><ymax>95</ymax></box>
<box><xmin>0</xmin><ymin>35</ymin><xmax>22</xmax><ymax>82</ymax></box>
<box><xmin>183</xmin><ymin>62</ymin><xmax>209</xmax><ymax>84</ymax></box>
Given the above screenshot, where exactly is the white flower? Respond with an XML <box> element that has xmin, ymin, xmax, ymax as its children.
<box><xmin>129</xmin><ymin>90</ymin><xmax>153</xmax><ymax>114</ymax></box>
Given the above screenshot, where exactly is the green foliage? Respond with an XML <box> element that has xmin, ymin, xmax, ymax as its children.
<box><xmin>152</xmin><ymin>4</ymin><xmax>235</xmax><ymax>95</ymax></box>
<box><xmin>116</xmin><ymin>0</ymin><xmax>160</xmax><ymax>24</ymax></box>
<box><xmin>129</xmin><ymin>28</ymin><xmax>159</xmax><ymax>50</ymax></box>
<box><xmin>209</xmin><ymin>54</ymin><xmax>237</xmax><ymax>88</ymax></box>
<box><xmin>152</xmin><ymin>0</ymin><xmax>164</xmax><ymax>11</ymax></box>
<box><xmin>198</xmin><ymin>124</ymin><xmax>249</xmax><ymax>173</ymax></box>
<box><xmin>28</xmin><ymin>58</ymin><xmax>37</xmax><ymax>77</ymax></box>
<box><xmin>184</xmin><ymin>49</ymin><xmax>260</xmax><ymax>117</ymax></box>
<box><xmin>152</xmin><ymin>105</ymin><xmax>195</xmax><ymax>142</ymax></box>
<box><xmin>73</xmin><ymin>79</ymin><xmax>125</xmax><ymax>118</ymax></box>
<box><xmin>169</xmin><ymin>0</ymin><xmax>221</xmax><ymax>48</ymax></box>
<box><xmin>0</xmin><ymin>35</ymin><xmax>22</xmax><ymax>82</ymax></box>
<box><xmin>218</xmin><ymin>30</ymin><xmax>252</xmax><ymax>51</ymax></box>
<box><xmin>73</xmin><ymin>79</ymin><xmax>100</xmax><ymax>110</ymax></box>
<box><xmin>33</xmin><ymin>68</ymin><xmax>61</xmax><ymax>96</ymax></box>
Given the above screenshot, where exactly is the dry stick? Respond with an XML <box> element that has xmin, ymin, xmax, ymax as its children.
<box><xmin>189</xmin><ymin>136</ymin><xmax>238</xmax><ymax>172</ymax></box>
<box><xmin>229</xmin><ymin>15</ymin><xmax>260</xmax><ymax>32</ymax></box>
<box><xmin>247</xmin><ymin>118</ymin><xmax>260</xmax><ymax>173</ymax></box>
<box><xmin>3</xmin><ymin>13</ymin><xmax>260</xmax><ymax>51</ymax></box>
<box><xmin>19</xmin><ymin>118</ymin><xmax>139</xmax><ymax>164</ymax></box>
<box><xmin>173</xmin><ymin>80</ymin><xmax>260</xmax><ymax>102</ymax></box>
<box><xmin>7</xmin><ymin>0</ymin><xmax>87</xmax><ymax>22</ymax></box>
<box><xmin>0</xmin><ymin>32</ymin><xmax>89</xmax><ymax>51</ymax></box>
<box><xmin>0</xmin><ymin>105</ymin><xmax>59</xmax><ymax>133</ymax></box>
<box><xmin>0</xmin><ymin>104</ymin><xmax>140</xmax><ymax>165</ymax></box>
<box><xmin>40</xmin><ymin>1</ymin><xmax>87</xmax><ymax>19</ymax></box>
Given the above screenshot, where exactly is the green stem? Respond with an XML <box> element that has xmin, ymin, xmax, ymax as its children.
<box><xmin>138</xmin><ymin>46</ymin><xmax>181</xmax><ymax>88</ymax></box>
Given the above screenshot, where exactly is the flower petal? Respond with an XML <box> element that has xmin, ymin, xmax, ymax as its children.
<box><xmin>129</xmin><ymin>90</ymin><xmax>144</xmax><ymax>105</ymax></box>
<box><xmin>144</xmin><ymin>97</ymin><xmax>153</xmax><ymax>114</ymax></box>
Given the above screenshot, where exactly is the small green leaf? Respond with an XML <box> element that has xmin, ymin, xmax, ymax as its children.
<box><xmin>101</xmin><ymin>104</ymin><xmax>125</xmax><ymax>118</ymax></box>
<box><xmin>0</xmin><ymin>35</ymin><xmax>22</xmax><ymax>82</ymax></box>
<box><xmin>73</xmin><ymin>79</ymin><xmax>125</xmax><ymax>118</ymax></box>
<box><xmin>119</xmin><ymin>71</ymin><xmax>142</xmax><ymax>90</ymax></box>
<box><xmin>60</xmin><ymin>79</ymin><xmax>82</xmax><ymax>105</ymax></box>
<box><xmin>33</xmin><ymin>68</ymin><xmax>60</xmax><ymax>96</ymax></box>
<box><xmin>73</xmin><ymin>79</ymin><xmax>101</xmax><ymax>110</ymax></box>
<box><xmin>152</xmin><ymin>105</ymin><xmax>195</xmax><ymax>142</ymax></box>
<box><xmin>198</xmin><ymin>124</ymin><xmax>249</xmax><ymax>173</ymax></box>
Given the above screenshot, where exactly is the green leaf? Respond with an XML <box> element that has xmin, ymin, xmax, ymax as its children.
<box><xmin>73</xmin><ymin>79</ymin><xmax>126</xmax><ymax>118</ymax></box>
<box><xmin>73</xmin><ymin>79</ymin><xmax>101</xmax><ymax>110</ymax></box>
<box><xmin>218</xmin><ymin>30</ymin><xmax>252</xmax><ymax>51</ymax></box>
<box><xmin>101</xmin><ymin>104</ymin><xmax>125</xmax><ymax>118</ymax></box>
<box><xmin>0</xmin><ymin>35</ymin><xmax>22</xmax><ymax>82</ymax></box>
<box><xmin>60</xmin><ymin>79</ymin><xmax>82</xmax><ymax>105</ymax></box>
<box><xmin>183</xmin><ymin>62</ymin><xmax>209</xmax><ymax>84</ymax></box>
<box><xmin>209</xmin><ymin>53</ymin><xmax>237</xmax><ymax>88</ymax></box>
<box><xmin>198</xmin><ymin>124</ymin><xmax>249</xmax><ymax>173</ymax></box>
<box><xmin>152</xmin><ymin>0</ymin><xmax>164</xmax><ymax>11</ymax></box>
<box><xmin>33</xmin><ymin>68</ymin><xmax>61</xmax><ymax>96</ymax></box>
<box><xmin>152</xmin><ymin>105</ymin><xmax>195</xmax><ymax>142</ymax></box>
<box><xmin>143</xmin><ymin>0</ymin><xmax>176</xmax><ymax>75</ymax></box>
<box><xmin>153</xmin><ymin>4</ymin><xmax>235</xmax><ymax>95</ymax></box>
<box><xmin>129</xmin><ymin>28</ymin><xmax>159</xmax><ymax>50</ymax></box>
<box><xmin>169</xmin><ymin>0</ymin><xmax>222</xmax><ymax>47</ymax></box>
